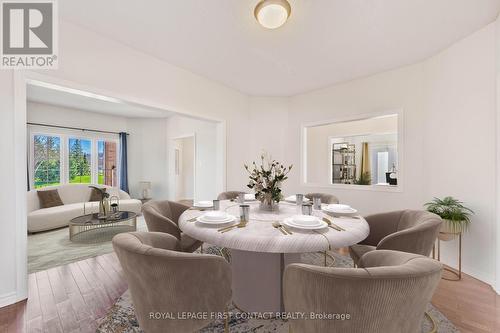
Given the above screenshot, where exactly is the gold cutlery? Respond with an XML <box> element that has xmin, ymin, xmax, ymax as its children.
<box><xmin>219</xmin><ymin>221</ymin><xmax>247</xmax><ymax>233</ymax></box>
<box><xmin>281</xmin><ymin>224</ymin><xmax>293</xmax><ymax>235</ymax></box>
<box><xmin>272</xmin><ymin>221</ymin><xmax>289</xmax><ymax>235</ymax></box>
<box><xmin>322</xmin><ymin>217</ymin><xmax>345</xmax><ymax>231</ymax></box>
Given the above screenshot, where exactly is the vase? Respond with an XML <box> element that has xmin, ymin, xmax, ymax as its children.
<box><xmin>259</xmin><ymin>198</ymin><xmax>279</xmax><ymax>212</ymax></box>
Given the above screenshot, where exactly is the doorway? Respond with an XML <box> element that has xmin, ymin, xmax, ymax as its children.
<box><xmin>173</xmin><ymin>135</ymin><xmax>196</xmax><ymax>202</ymax></box>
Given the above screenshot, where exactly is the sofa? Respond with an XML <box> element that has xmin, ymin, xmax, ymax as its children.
<box><xmin>27</xmin><ymin>184</ymin><xmax>142</xmax><ymax>233</ymax></box>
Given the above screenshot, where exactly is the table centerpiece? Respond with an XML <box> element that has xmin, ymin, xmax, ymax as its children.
<box><xmin>245</xmin><ymin>153</ymin><xmax>292</xmax><ymax>211</ymax></box>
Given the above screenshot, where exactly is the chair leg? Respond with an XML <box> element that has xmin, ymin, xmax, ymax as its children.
<box><xmin>200</xmin><ymin>243</ymin><xmax>204</xmax><ymax>254</ymax></box>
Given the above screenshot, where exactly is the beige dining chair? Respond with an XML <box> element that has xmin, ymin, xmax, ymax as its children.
<box><xmin>305</xmin><ymin>192</ymin><xmax>339</xmax><ymax>204</ymax></box>
<box><xmin>113</xmin><ymin>232</ymin><xmax>231</xmax><ymax>333</ymax></box>
<box><xmin>284</xmin><ymin>250</ymin><xmax>442</xmax><ymax>333</ymax></box>
<box><xmin>142</xmin><ymin>200</ymin><xmax>202</xmax><ymax>252</ymax></box>
<box><xmin>349</xmin><ymin>210</ymin><xmax>442</xmax><ymax>266</ymax></box>
<box><xmin>217</xmin><ymin>191</ymin><xmax>246</xmax><ymax>200</ymax></box>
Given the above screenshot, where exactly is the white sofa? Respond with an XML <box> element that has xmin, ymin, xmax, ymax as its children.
<box><xmin>27</xmin><ymin>184</ymin><xmax>142</xmax><ymax>233</ymax></box>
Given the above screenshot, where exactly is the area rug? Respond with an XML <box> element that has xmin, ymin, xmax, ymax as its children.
<box><xmin>96</xmin><ymin>248</ymin><xmax>459</xmax><ymax>333</ymax></box>
<box><xmin>28</xmin><ymin>217</ymin><xmax>147</xmax><ymax>273</ymax></box>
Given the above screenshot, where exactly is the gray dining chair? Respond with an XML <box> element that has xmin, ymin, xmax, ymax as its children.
<box><xmin>217</xmin><ymin>191</ymin><xmax>246</xmax><ymax>200</ymax></box>
<box><xmin>113</xmin><ymin>232</ymin><xmax>231</xmax><ymax>333</ymax></box>
<box><xmin>349</xmin><ymin>210</ymin><xmax>442</xmax><ymax>266</ymax></box>
<box><xmin>284</xmin><ymin>250</ymin><xmax>442</xmax><ymax>333</ymax></box>
<box><xmin>305</xmin><ymin>193</ymin><xmax>339</xmax><ymax>204</ymax></box>
<box><xmin>142</xmin><ymin>200</ymin><xmax>202</xmax><ymax>252</ymax></box>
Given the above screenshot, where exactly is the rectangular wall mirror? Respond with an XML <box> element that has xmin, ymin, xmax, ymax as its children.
<box><xmin>303</xmin><ymin>113</ymin><xmax>400</xmax><ymax>189</ymax></box>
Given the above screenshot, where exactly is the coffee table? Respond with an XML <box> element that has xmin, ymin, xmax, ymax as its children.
<box><xmin>69</xmin><ymin>211</ymin><xmax>137</xmax><ymax>243</ymax></box>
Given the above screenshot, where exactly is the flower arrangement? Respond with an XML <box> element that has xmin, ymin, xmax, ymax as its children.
<box><xmin>245</xmin><ymin>153</ymin><xmax>292</xmax><ymax>210</ymax></box>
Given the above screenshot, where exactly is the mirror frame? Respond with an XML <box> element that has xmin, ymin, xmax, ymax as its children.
<box><xmin>300</xmin><ymin>109</ymin><xmax>404</xmax><ymax>192</ymax></box>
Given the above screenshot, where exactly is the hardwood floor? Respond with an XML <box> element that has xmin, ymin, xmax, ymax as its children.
<box><xmin>0</xmin><ymin>251</ymin><xmax>499</xmax><ymax>333</ymax></box>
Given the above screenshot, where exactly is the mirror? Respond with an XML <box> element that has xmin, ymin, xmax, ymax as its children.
<box><xmin>303</xmin><ymin>113</ymin><xmax>399</xmax><ymax>187</ymax></box>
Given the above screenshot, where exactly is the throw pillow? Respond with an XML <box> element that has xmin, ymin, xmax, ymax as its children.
<box><xmin>89</xmin><ymin>187</ymin><xmax>107</xmax><ymax>202</ymax></box>
<box><xmin>37</xmin><ymin>189</ymin><xmax>64</xmax><ymax>208</ymax></box>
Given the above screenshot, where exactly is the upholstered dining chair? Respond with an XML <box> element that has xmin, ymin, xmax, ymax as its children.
<box><xmin>142</xmin><ymin>200</ymin><xmax>202</xmax><ymax>252</ymax></box>
<box><xmin>284</xmin><ymin>250</ymin><xmax>442</xmax><ymax>333</ymax></box>
<box><xmin>349</xmin><ymin>210</ymin><xmax>442</xmax><ymax>266</ymax></box>
<box><xmin>305</xmin><ymin>192</ymin><xmax>339</xmax><ymax>204</ymax></box>
<box><xmin>217</xmin><ymin>191</ymin><xmax>246</xmax><ymax>200</ymax></box>
<box><xmin>113</xmin><ymin>232</ymin><xmax>231</xmax><ymax>333</ymax></box>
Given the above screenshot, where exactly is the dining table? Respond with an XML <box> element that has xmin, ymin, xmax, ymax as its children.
<box><xmin>178</xmin><ymin>199</ymin><xmax>370</xmax><ymax>313</ymax></box>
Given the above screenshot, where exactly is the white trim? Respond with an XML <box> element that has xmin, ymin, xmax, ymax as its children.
<box><xmin>0</xmin><ymin>292</ymin><xmax>24</xmax><ymax>308</ymax></box>
<box><xmin>172</xmin><ymin>133</ymin><xmax>197</xmax><ymax>201</ymax></box>
<box><xmin>300</xmin><ymin>109</ymin><xmax>404</xmax><ymax>193</ymax></box>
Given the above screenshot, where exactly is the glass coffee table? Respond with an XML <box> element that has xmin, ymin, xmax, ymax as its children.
<box><xmin>69</xmin><ymin>211</ymin><xmax>137</xmax><ymax>243</ymax></box>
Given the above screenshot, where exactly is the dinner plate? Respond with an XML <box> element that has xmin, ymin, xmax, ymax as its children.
<box><xmin>194</xmin><ymin>200</ymin><xmax>214</xmax><ymax>208</ymax></box>
<box><xmin>244</xmin><ymin>193</ymin><xmax>257</xmax><ymax>201</ymax></box>
<box><xmin>282</xmin><ymin>218</ymin><xmax>328</xmax><ymax>230</ymax></box>
<box><xmin>290</xmin><ymin>215</ymin><xmax>322</xmax><ymax>226</ymax></box>
<box><xmin>202</xmin><ymin>211</ymin><xmax>229</xmax><ymax>221</ymax></box>
<box><xmin>284</xmin><ymin>195</ymin><xmax>311</xmax><ymax>203</ymax></box>
<box><xmin>196</xmin><ymin>214</ymin><xmax>236</xmax><ymax>225</ymax></box>
<box><xmin>322</xmin><ymin>204</ymin><xmax>358</xmax><ymax>217</ymax></box>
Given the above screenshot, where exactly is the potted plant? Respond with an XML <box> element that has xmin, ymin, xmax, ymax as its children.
<box><xmin>424</xmin><ymin>196</ymin><xmax>474</xmax><ymax>241</ymax></box>
<box><xmin>245</xmin><ymin>153</ymin><xmax>292</xmax><ymax>211</ymax></box>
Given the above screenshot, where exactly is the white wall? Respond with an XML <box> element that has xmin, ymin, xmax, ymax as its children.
<box><xmin>285</xmin><ymin>23</ymin><xmax>497</xmax><ymax>286</ymax></box>
<box><xmin>423</xmin><ymin>23</ymin><xmax>497</xmax><ymax>284</ymax></box>
<box><xmin>27</xmin><ymin>102</ymin><xmax>129</xmax><ymax>133</ymax></box>
<box><xmin>126</xmin><ymin>118</ymin><xmax>169</xmax><ymax>199</ymax></box>
<box><xmin>166</xmin><ymin>116</ymin><xmax>221</xmax><ymax>202</ymax></box>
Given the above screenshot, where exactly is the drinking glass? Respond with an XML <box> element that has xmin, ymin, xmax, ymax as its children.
<box><xmin>296</xmin><ymin>194</ymin><xmax>304</xmax><ymax>206</ymax></box>
<box><xmin>237</xmin><ymin>193</ymin><xmax>245</xmax><ymax>204</ymax></box>
<box><xmin>240</xmin><ymin>204</ymin><xmax>250</xmax><ymax>222</ymax></box>
<box><xmin>302</xmin><ymin>203</ymin><xmax>312</xmax><ymax>215</ymax></box>
<box><xmin>313</xmin><ymin>197</ymin><xmax>322</xmax><ymax>210</ymax></box>
<box><xmin>213</xmin><ymin>199</ymin><xmax>220</xmax><ymax>211</ymax></box>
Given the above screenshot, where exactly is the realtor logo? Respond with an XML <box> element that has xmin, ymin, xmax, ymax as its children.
<box><xmin>1</xmin><ymin>0</ymin><xmax>58</xmax><ymax>68</ymax></box>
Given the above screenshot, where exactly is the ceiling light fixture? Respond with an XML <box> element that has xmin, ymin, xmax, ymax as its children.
<box><xmin>254</xmin><ymin>0</ymin><xmax>291</xmax><ymax>29</ymax></box>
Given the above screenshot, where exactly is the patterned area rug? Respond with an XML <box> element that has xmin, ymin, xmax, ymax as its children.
<box><xmin>96</xmin><ymin>247</ymin><xmax>459</xmax><ymax>333</ymax></box>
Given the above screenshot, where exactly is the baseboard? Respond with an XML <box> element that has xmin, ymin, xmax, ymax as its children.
<box><xmin>0</xmin><ymin>291</ymin><xmax>26</xmax><ymax>308</ymax></box>
<box><xmin>444</xmin><ymin>263</ymin><xmax>496</xmax><ymax>292</ymax></box>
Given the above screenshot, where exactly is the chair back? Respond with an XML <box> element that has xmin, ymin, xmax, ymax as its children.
<box><xmin>217</xmin><ymin>191</ymin><xmax>245</xmax><ymax>200</ymax></box>
<box><xmin>113</xmin><ymin>232</ymin><xmax>232</xmax><ymax>333</ymax></box>
<box><xmin>305</xmin><ymin>192</ymin><xmax>339</xmax><ymax>204</ymax></box>
<box><xmin>284</xmin><ymin>250</ymin><xmax>442</xmax><ymax>333</ymax></box>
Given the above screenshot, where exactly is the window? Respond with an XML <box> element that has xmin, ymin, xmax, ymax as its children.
<box><xmin>98</xmin><ymin>140</ymin><xmax>117</xmax><ymax>186</ymax></box>
<box><xmin>33</xmin><ymin>135</ymin><xmax>61</xmax><ymax>188</ymax></box>
<box><xmin>68</xmin><ymin>138</ymin><xmax>92</xmax><ymax>184</ymax></box>
<box><xmin>30</xmin><ymin>130</ymin><xmax>119</xmax><ymax>189</ymax></box>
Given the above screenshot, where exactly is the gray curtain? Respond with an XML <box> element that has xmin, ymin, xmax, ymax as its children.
<box><xmin>119</xmin><ymin>132</ymin><xmax>129</xmax><ymax>193</ymax></box>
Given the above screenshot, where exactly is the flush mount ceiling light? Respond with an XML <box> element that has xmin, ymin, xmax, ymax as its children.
<box><xmin>254</xmin><ymin>0</ymin><xmax>291</xmax><ymax>29</ymax></box>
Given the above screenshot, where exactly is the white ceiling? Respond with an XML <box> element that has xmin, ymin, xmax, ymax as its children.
<box><xmin>27</xmin><ymin>83</ymin><xmax>175</xmax><ymax>118</ymax></box>
<box><xmin>60</xmin><ymin>0</ymin><xmax>500</xmax><ymax>96</ymax></box>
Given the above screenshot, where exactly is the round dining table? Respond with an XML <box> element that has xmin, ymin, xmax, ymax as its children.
<box><xmin>179</xmin><ymin>199</ymin><xmax>369</xmax><ymax>313</ymax></box>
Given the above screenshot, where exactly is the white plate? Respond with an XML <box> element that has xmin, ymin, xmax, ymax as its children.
<box><xmin>194</xmin><ymin>200</ymin><xmax>213</xmax><ymax>208</ymax></box>
<box><xmin>323</xmin><ymin>204</ymin><xmax>358</xmax><ymax>216</ymax></box>
<box><xmin>282</xmin><ymin>218</ymin><xmax>328</xmax><ymax>230</ymax></box>
<box><xmin>202</xmin><ymin>211</ymin><xmax>228</xmax><ymax>221</ymax></box>
<box><xmin>290</xmin><ymin>215</ymin><xmax>322</xmax><ymax>226</ymax></box>
<box><xmin>287</xmin><ymin>219</ymin><xmax>324</xmax><ymax>228</ymax></box>
<box><xmin>244</xmin><ymin>193</ymin><xmax>257</xmax><ymax>201</ymax></box>
<box><xmin>196</xmin><ymin>215</ymin><xmax>236</xmax><ymax>225</ymax></box>
<box><xmin>284</xmin><ymin>195</ymin><xmax>311</xmax><ymax>203</ymax></box>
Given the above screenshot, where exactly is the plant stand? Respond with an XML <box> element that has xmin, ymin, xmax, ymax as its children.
<box><xmin>432</xmin><ymin>232</ymin><xmax>462</xmax><ymax>281</ymax></box>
